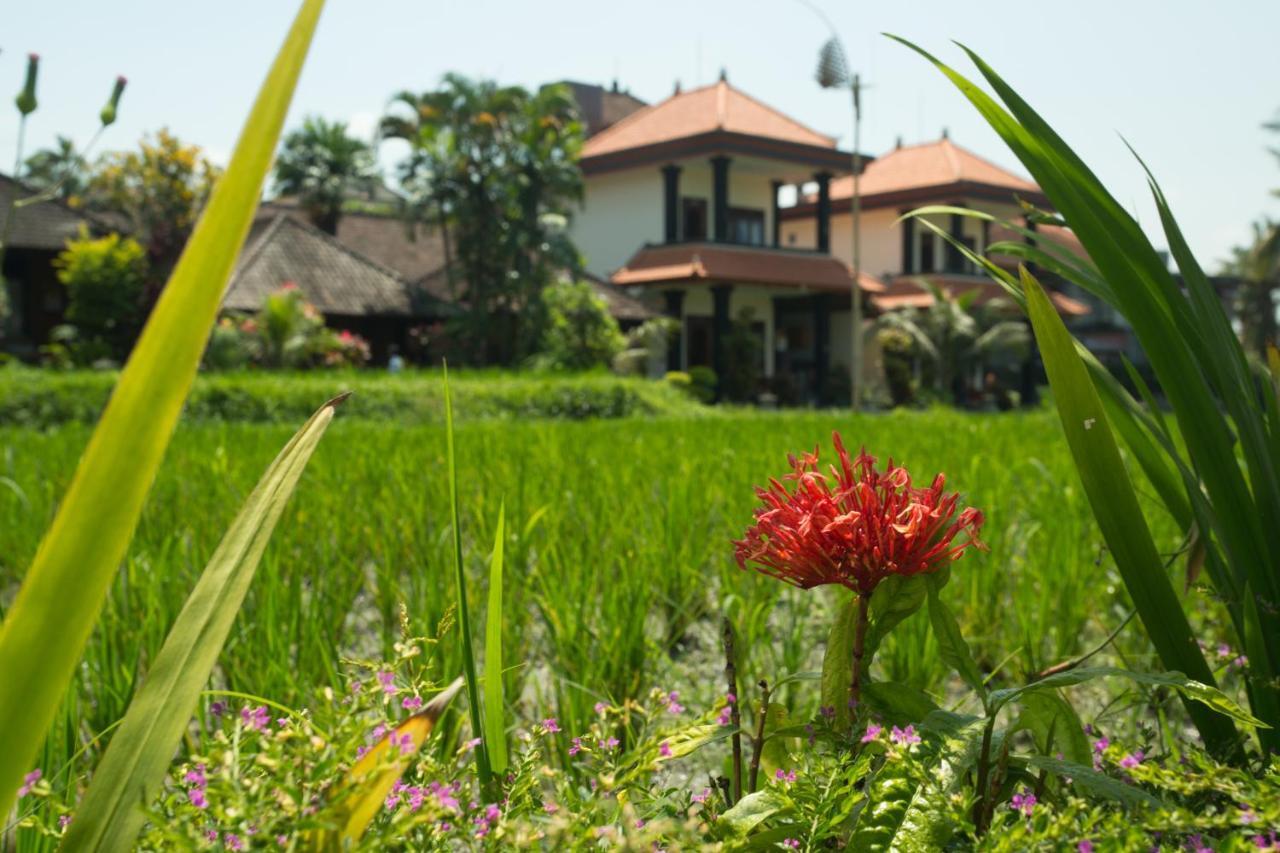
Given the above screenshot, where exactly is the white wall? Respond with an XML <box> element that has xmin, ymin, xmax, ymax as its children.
<box><xmin>570</xmin><ymin>169</ymin><xmax>663</xmax><ymax>278</ymax></box>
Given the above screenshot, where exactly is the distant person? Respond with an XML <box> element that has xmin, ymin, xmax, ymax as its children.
<box><xmin>387</xmin><ymin>345</ymin><xmax>405</xmax><ymax>374</ymax></box>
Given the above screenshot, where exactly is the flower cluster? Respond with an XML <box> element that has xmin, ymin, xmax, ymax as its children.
<box><xmin>734</xmin><ymin>433</ymin><xmax>985</xmax><ymax>594</ymax></box>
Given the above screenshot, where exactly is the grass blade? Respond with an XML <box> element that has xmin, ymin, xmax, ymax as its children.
<box><xmin>443</xmin><ymin>362</ymin><xmax>491</xmax><ymax>789</ymax></box>
<box><xmin>484</xmin><ymin>502</ymin><xmax>508</xmax><ymax>774</ymax></box>
<box><xmin>1019</xmin><ymin>268</ymin><xmax>1238</xmax><ymax>755</ymax></box>
<box><xmin>60</xmin><ymin>396</ymin><xmax>345</xmax><ymax>852</ymax></box>
<box><xmin>321</xmin><ymin>677</ymin><xmax>463</xmax><ymax>844</ymax></box>
<box><xmin>0</xmin><ymin>0</ymin><xmax>325</xmax><ymax>816</ymax></box>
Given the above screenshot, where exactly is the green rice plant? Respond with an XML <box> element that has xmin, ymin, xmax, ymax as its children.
<box><xmin>485</xmin><ymin>503</ymin><xmax>509</xmax><ymax>774</ymax></box>
<box><xmin>0</xmin><ymin>0</ymin><xmax>326</xmax><ymax>818</ymax></box>
<box><xmin>893</xmin><ymin>36</ymin><xmax>1280</xmax><ymax>752</ymax></box>
<box><xmin>61</xmin><ymin>397</ymin><xmax>344</xmax><ymax>851</ymax></box>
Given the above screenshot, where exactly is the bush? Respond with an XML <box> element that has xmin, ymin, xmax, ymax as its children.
<box><xmin>0</xmin><ymin>368</ymin><xmax>706</xmax><ymax>427</ymax></box>
<box><xmin>878</xmin><ymin>326</ymin><xmax>915</xmax><ymax>407</ymax></box>
<box><xmin>205</xmin><ymin>285</ymin><xmax>371</xmax><ymax>371</ymax></box>
<box><xmin>718</xmin><ymin>308</ymin><xmax>762</xmax><ymax>402</ymax></box>
<box><xmin>535</xmin><ymin>280</ymin><xmax>625</xmax><ymax>371</ymax></box>
<box><xmin>53</xmin><ymin>229</ymin><xmax>147</xmax><ymax>362</ymax></box>
<box><xmin>686</xmin><ymin>365</ymin><xmax>717</xmax><ymax>404</ymax></box>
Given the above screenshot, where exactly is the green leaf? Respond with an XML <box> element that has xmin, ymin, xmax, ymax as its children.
<box><xmin>1015</xmin><ymin>268</ymin><xmax>1237</xmax><ymax>754</ymax></box>
<box><xmin>925</xmin><ymin>575</ymin><xmax>985</xmax><ymax>699</ymax></box>
<box><xmin>864</xmin><ymin>575</ymin><xmax>927</xmax><ymax>665</ymax></box>
<box><xmin>822</xmin><ymin>594</ymin><xmax>857</xmax><ymax>729</ymax></box>
<box><xmin>484</xmin><ymin>502</ymin><xmax>507</xmax><ymax>774</ymax></box>
<box><xmin>758</xmin><ymin>703</ymin><xmax>794</xmax><ymax>782</ymax></box>
<box><xmin>720</xmin><ymin>789</ymin><xmax>787</xmax><ymax>835</ymax></box>
<box><xmin>444</xmin><ymin>363</ymin><xmax>491</xmax><ymax>789</ymax></box>
<box><xmin>990</xmin><ymin>666</ymin><xmax>1266</xmax><ymax>729</ymax></box>
<box><xmin>1024</xmin><ymin>756</ymin><xmax>1161</xmax><ymax>809</ymax></box>
<box><xmin>60</xmin><ymin>397</ymin><xmax>343</xmax><ymax>851</ymax></box>
<box><xmin>864</xmin><ymin>682</ymin><xmax>943</xmax><ymax>726</ymax></box>
<box><xmin>0</xmin><ymin>0</ymin><xmax>326</xmax><ymax>817</ymax></box>
<box><xmin>1013</xmin><ymin>691</ymin><xmax>1090</xmax><ymax>767</ymax></box>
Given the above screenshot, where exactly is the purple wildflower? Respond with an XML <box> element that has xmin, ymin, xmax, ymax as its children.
<box><xmin>402</xmin><ymin>695</ymin><xmax>423</xmax><ymax>711</ymax></box>
<box><xmin>666</xmin><ymin>691</ymin><xmax>685</xmax><ymax>714</ymax></box>
<box><xmin>1009</xmin><ymin>788</ymin><xmax>1036</xmax><ymax>817</ymax></box>
<box><xmin>58</xmin><ymin>815</ymin><xmax>72</xmax><ymax>830</ymax></box>
<box><xmin>569</xmin><ymin>737</ymin><xmax>584</xmax><ymax>756</ymax></box>
<box><xmin>544</xmin><ymin>801</ymin><xmax>558</xmax><ymax>814</ymax></box>
<box><xmin>542</xmin><ymin>717</ymin><xmax>561</xmax><ymax>733</ymax></box>
<box><xmin>783</xmin><ymin>840</ymin><xmax>801</xmax><ymax>850</ymax></box>
<box><xmin>604</xmin><ymin>736</ymin><xmax>620</xmax><ymax>750</ymax></box>
<box><xmin>17</xmin><ymin>769</ymin><xmax>41</xmax><ymax>798</ymax></box>
<box><xmin>209</xmin><ymin>701</ymin><xmax>226</xmax><ymax>718</ymax></box>
<box><xmin>1119</xmin><ymin>750</ymin><xmax>1144</xmax><ymax>770</ymax></box>
<box><xmin>861</xmin><ymin>723</ymin><xmax>882</xmax><ymax>743</ymax></box>
<box><xmin>1078</xmin><ymin>841</ymin><xmax>1093</xmax><ymax>853</ymax></box>
<box><xmin>377</xmin><ymin>670</ymin><xmax>396</xmax><ymax>695</ymax></box>
<box><xmin>659</xmin><ymin>740</ymin><xmax>672</xmax><ymax>758</ymax></box>
<box><xmin>889</xmin><ymin>725</ymin><xmax>920</xmax><ymax>746</ymax></box>
<box><xmin>189</xmin><ymin>789</ymin><xmax>208</xmax><ymax>809</ymax></box>
<box><xmin>594</xmin><ymin>701</ymin><xmax>609</xmax><ymax>714</ymax></box>
<box><xmin>692</xmin><ymin>787</ymin><xmax>711</xmax><ymax>804</ymax></box>
<box><xmin>775</xmin><ymin>768</ymin><xmax>797</xmax><ymax>784</ymax></box>
<box><xmin>240</xmin><ymin>705</ymin><xmax>270</xmax><ymax>732</ymax></box>
<box><xmin>226</xmin><ymin>834</ymin><xmax>243</xmax><ymax>851</ymax></box>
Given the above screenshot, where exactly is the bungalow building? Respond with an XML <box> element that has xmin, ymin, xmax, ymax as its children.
<box><xmin>569</xmin><ymin>73</ymin><xmax>874</xmax><ymax>401</ymax></box>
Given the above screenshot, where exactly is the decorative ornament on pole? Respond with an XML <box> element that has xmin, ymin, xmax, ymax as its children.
<box><xmin>814</xmin><ymin>32</ymin><xmax>863</xmax><ymax>411</ymax></box>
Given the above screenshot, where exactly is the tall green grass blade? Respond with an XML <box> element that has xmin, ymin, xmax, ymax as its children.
<box><xmin>1019</xmin><ymin>268</ymin><xmax>1238</xmax><ymax>755</ymax></box>
<box><xmin>443</xmin><ymin>363</ymin><xmax>491</xmax><ymax>788</ymax></box>
<box><xmin>484</xmin><ymin>502</ymin><xmax>508</xmax><ymax>774</ymax></box>
<box><xmin>0</xmin><ymin>0</ymin><xmax>325</xmax><ymax>816</ymax></box>
<box><xmin>61</xmin><ymin>396</ymin><xmax>344</xmax><ymax>852</ymax></box>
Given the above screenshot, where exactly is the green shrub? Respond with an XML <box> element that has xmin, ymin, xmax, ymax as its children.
<box><xmin>0</xmin><ymin>368</ymin><xmax>705</xmax><ymax>427</ymax></box>
<box><xmin>535</xmin><ymin>280</ymin><xmax>625</xmax><ymax>371</ymax></box>
<box><xmin>686</xmin><ymin>365</ymin><xmax>717</xmax><ymax>404</ymax></box>
<box><xmin>53</xmin><ymin>229</ymin><xmax>147</xmax><ymax>362</ymax></box>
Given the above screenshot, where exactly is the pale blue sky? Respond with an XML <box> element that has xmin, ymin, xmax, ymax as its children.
<box><xmin>4</xmin><ymin>0</ymin><xmax>1278</xmax><ymax>265</ymax></box>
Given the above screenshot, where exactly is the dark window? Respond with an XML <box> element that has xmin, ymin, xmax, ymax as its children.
<box><xmin>919</xmin><ymin>231</ymin><xmax>936</xmax><ymax>273</ymax></box>
<box><xmin>958</xmin><ymin>236</ymin><xmax>976</xmax><ymax>274</ymax></box>
<box><xmin>728</xmin><ymin>207</ymin><xmax>765</xmax><ymax>246</ymax></box>
<box><xmin>682</xmin><ymin>197</ymin><xmax>708</xmax><ymax>241</ymax></box>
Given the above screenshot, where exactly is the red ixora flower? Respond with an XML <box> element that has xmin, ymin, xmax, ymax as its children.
<box><xmin>734</xmin><ymin>432</ymin><xmax>985</xmax><ymax>595</ymax></box>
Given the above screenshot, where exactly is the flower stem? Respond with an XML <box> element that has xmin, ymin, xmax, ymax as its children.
<box><xmin>747</xmin><ymin>679</ymin><xmax>770</xmax><ymax>793</ymax></box>
<box><xmin>850</xmin><ymin>593</ymin><xmax>870</xmax><ymax>713</ymax></box>
<box><xmin>723</xmin><ymin>617</ymin><xmax>743</xmax><ymax>806</ymax></box>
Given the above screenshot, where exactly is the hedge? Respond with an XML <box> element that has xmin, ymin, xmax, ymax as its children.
<box><xmin>0</xmin><ymin>368</ymin><xmax>706</xmax><ymax>427</ymax></box>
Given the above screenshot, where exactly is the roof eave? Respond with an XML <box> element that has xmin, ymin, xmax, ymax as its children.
<box><xmin>779</xmin><ymin>180</ymin><xmax>1052</xmax><ymax>219</ymax></box>
<box><xmin>582</xmin><ymin>130</ymin><xmax>870</xmax><ymax>176</ymax></box>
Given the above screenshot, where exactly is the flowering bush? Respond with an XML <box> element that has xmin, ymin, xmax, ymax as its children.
<box><xmin>204</xmin><ymin>284</ymin><xmax>370</xmax><ymax>370</ymax></box>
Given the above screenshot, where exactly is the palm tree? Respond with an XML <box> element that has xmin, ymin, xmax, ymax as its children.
<box><xmin>272</xmin><ymin>117</ymin><xmax>378</xmax><ymax>234</ymax></box>
<box><xmin>22</xmin><ymin>136</ymin><xmax>87</xmax><ymax>201</ymax></box>
<box><xmin>379</xmin><ymin>75</ymin><xmax>584</xmax><ymax>364</ymax></box>
<box><xmin>875</xmin><ymin>279</ymin><xmax>1030</xmax><ymax>405</ymax></box>
<box><xmin>1222</xmin><ymin>219</ymin><xmax>1280</xmax><ymax>359</ymax></box>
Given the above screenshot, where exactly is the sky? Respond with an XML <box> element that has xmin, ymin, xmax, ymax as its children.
<box><xmin>3</xmin><ymin>0</ymin><xmax>1278</xmax><ymax>266</ymax></box>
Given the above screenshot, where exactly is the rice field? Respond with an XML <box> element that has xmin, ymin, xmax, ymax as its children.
<box><xmin>0</xmin><ymin>406</ymin><xmax>1186</xmax><ymax>802</ymax></box>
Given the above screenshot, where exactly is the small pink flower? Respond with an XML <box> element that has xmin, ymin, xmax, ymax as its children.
<box><xmin>658</xmin><ymin>741</ymin><xmax>672</xmax><ymax>758</ymax></box>
<box><xmin>544</xmin><ymin>801</ymin><xmax>558</xmax><ymax>814</ymax></box>
<box><xmin>692</xmin><ymin>787</ymin><xmax>711</xmax><ymax>804</ymax></box>
<box><xmin>1119</xmin><ymin>750</ymin><xmax>1144</xmax><ymax>770</ymax></box>
<box><xmin>205</xmin><ymin>829</ymin><xmax>218</xmax><ymax>842</ymax></box>
<box><xmin>1077</xmin><ymin>841</ymin><xmax>1093</xmax><ymax>853</ymax></box>
<box><xmin>462</xmin><ymin>737</ymin><xmax>482</xmax><ymax>752</ymax></box>
<box><xmin>1009</xmin><ymin>788</ymin><xmax>1036</xmax><ymax>817</ymax></box>
<box><xmin>402</xmin><ymin>695</ymin><xmax>423</xmax><ymax>711</ymax></box>
<box><xmin>594</xmin><ymin>701</ymin><xmax>609</xmax><ymax>714</ymax></box>
<box><xmin>784</xmin><ymin>840</ymin><xmax>801</xmax><ymax>850</ymax></box>
<box><xmin>377</xmin><ymin>671</ymin><xmax>397</xmax><ymax>695</ymax></box>
<box><xmin>603</xmin><ymin>736</ymin><xmax>620</xmax><ymax>750</ymax></box>
<box><xmin>718</xmin><ymin>706</ymin><xmax>734</xmax><ymax>726</ymax></box>
<box><xmin>889</xmin><ymin>725</ymin><xmax>920</xmax><ymax>746</ymax></box>
<box><xmin>189</xmin><ymin>789</ymin><xmax>208</xmax><ymax>809</ymax></box>
<box><xmin>861</xmin><ymin>723</ymin><xmax>882</xmax><ymax>743</ymax></box>
<box><xmin>58</xmin><ymin>815</ymin><xmax>72</xmax><ymax>829</ymax></box>
<box><xmin>393</xmin><ymin>732</ymin><xmax>415</xmax><ymax>755</ymax></box>
<box><xmin>775</xmin><ymin>768</ymin><xmax>797</xmax><ymax>784</ymax></box>
<box><xmin>240</xmin><ymin>705</ymin><xmax>270</xmax><ymax>732</ymax></box>
<box><xmin>568</xmin><ymin>737</ymin><xmax>584</xmax><ymax>756</ymax></box>
<box><xmin>17</xmin><ymin>769</ymin><xmax>41</xmax><ymax>798</ymax></box>
<box><xmin>226</xmin><ymin>834</ymin><xmax>243</xmax><ymax>851</ymax></box>
<box><xmin>666</xmin><ymin>691</ymin><xmax>685</xmax><ymax>714</ymax></box>
<box><xmin>276</xmin><ymin>835</ymin><xmax>288</xmax><ymax>847</ymax></box>
<box><xmin>542</xmin><ymin>717</ymin><xmax>561</xmax><ymax>733</ymax></box>
<box><xmin>185</xmin><ymin>764</ymin><xmax>207</xmax><ymax>787</ymax></box>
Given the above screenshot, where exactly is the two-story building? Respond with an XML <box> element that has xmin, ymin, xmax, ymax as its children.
<box><xmin>570</xmin><ymin>73</ymin><xmax>876</xmax><ymax>401</ymax></box>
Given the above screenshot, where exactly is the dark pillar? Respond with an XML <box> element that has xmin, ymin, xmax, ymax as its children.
<box><xmin>981</xmin><ymin>217</ymin><xmax>991</xmax><ymax>256</ymax></box>
<box><xmin>663</xmin><ymin>289</ymin><xmax>685</xmax><ymax>372</ymax></box>
<box><xmin>814</xmin><ymin>171</ymin><xmax>832</xmax><ymax>253</ymax></box>
<box><xmin>662</xmin><ymin>165</ymin><xmax>681</xmax><ymax>243</ymax></box>
<box><xmin>813</xmin><ymin>293</ymin><xmax>831</xmax><ymax>405</ymax></box>
<box><xmin>901</xmin><ymin>212</ymin><xmax>915</xmax><ymax>273</ymax></box>
<box><xmin>711</xmin><ymin>156</ymin><xmax>731</xmax><ymax>243</ymax></box>
<box><xmin>770</xmin><ymin>180</ymin><xmax>783</xmax><ymax>248</ymax></box>
<box><xmin>946</xmin><ymin>205</ymin><xmax>965</xmax><ymax>272</ymax></box>
<box><xmin>711</xmin><ymin>284</ymin><xmax>733</xmax><ymax>399</ymax></box>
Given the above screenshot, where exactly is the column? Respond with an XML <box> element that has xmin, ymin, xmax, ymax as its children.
<box><xmin>770</xmin><ymin>180</ymin><xmax>783</xmax><ymax>248</ymax></box>
<box><xmin>662</xmin><ymin>164</ymin><xmax>681</xmax><ymax>243</ymax></box>
<box><xmin>946</xmin><ymin>205</ymin><xmax>965</xmax><ymax>272</ymax></box>
<box><xmin>711</xmin><ymin>284</ymin><xmax>733</xmax><ymax>399</ymax></box>
<box><xmin>663</xmin><ymin>289</ymin><xmax>685</xmax><ymax>372</ymax></box>
<box><xmin>901</xmin><ymin>212</ymin><xmax>915</xmax><ymax>273</ymax></box>
<box><xmin>711</xmin><ymin>156</ymin><xmax>731</xmax><ymax>243</ymax></box>
<box><xmin>814</xmin><ymin>172</ymin><xmax>832</xmax><ymax>253</ymax></box>
<box><xmin>813</xmin><ymin>293</ymin><xmax>831</xmax><ymax>404</ymax></box>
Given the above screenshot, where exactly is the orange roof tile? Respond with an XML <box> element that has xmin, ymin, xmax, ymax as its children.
<box><xmin>828</xmin><ymin>138</ymin><xmax>1038</xmax><ymax>200</ymax></box>
<box><xmin>872</xmin><ymin>274</ymin><xmax>1089</xmax><ymax>317</ymax></box>
<box><xmin>610</xmin><ymin>242</ymin><xmax>882</xmax><ymax>293</ymax></box>
<box><xmin>582</xmin><ymin>79</ymin><xmax>836</xmax><ymax>159</ymax></box>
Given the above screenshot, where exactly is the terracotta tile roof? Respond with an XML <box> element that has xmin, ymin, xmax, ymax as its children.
<box><xmin>872</xmin><ymin>274</ymin><xmax>1089</xmax><ymax>317</ymax></box>
<box><xmin>582</xmin><ymin>79</ymin><xmax>836</xmax><ymax>159</ymax></box>
<box><xmin>0</xmin><ymin>173</ymin><xmax>100</xmax><ymax>250</ymax></box>
<box><xmin>611</xmin><ymin>242</ymin><xmax>880</xmax><ymax>293</ymax></box>
<box><xmin>579</xmin><ymin>272</ymin><xmax>656</xmax><ymax>321</ymax></box>
<box><xmin>826</xmin><ymin>138</ymin><xmax>1038</xmax><ymax>201</ymax></box>
<box><xmin>222</xmin><ymin>214</ymin><xmax>447</xmax><ymax>317</ymax></box>
<box><xmin>988</xmin><ymin>220</ymin><xmax>1089</xmax><ymax>264</ymax></box>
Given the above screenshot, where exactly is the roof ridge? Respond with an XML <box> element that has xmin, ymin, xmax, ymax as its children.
<box><xmin>231</xmin><ymin>212</ymin><xmax>287</xmax><ymax>284</ymax></box>
<box><xmin>277</xmin><ymin>213</ymin><xmax>411</xmax><ymax>284</ymax></box>
<box><xmin>945</xmin><ymin>139</ymin><xmax>1036</xmax><ymax>186</ymax></box>
<box><xmin>722</xmin><ymin>82</ymin><xmax>838</xmax><ymax>148</ymax></box>
<box><xmin>940</xmin><ymin>137</ymin><xmax>961</xmax><ymax>180</ymax></box>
